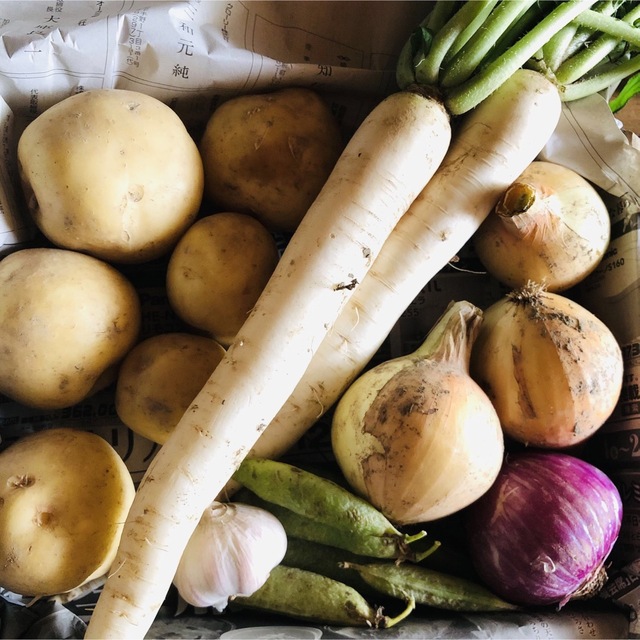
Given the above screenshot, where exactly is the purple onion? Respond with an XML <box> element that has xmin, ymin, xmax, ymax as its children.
<box><xmin>465</xmin><ymin>450</ymin><xmax>622</xmax><ymax>607</ymax></box>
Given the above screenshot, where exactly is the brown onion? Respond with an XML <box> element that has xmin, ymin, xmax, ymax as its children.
<box><xmin>331</xmin><ymin>300</ymin><xmax>504</xmax><ymax>525</ymax></box>
<box><xmin>473</xmin><ymin>161</ymin><xmax>610</xmax><ymax>292</ymax></box>
<box><xmin>469</xmin><ymin>282</ymin><xmax>624</xmax><ymax>449</ymax></box>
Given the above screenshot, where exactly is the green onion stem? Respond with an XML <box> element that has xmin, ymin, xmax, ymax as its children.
<box><xmin>414</xmin><ymin>0</ymin><xmax>498</xmax><ymax>86</ymax></box>
<box><xmin>556</xmin><ymin>4</ymin><xmax>640</xmax><ymax>84</ymax></box>
<box><xmin>561</xmin><ymin>53</ymin><xmax>640</xmax><ymax>101</ymax></box>
<box><xmin>440</xmin><ymin>0</ymin><xmax>538</xmax><ymax>88</ymax></box>
<box><xmin>445</xmin><ymin>0</ymin><xmax>597</xmax><ymax>115</ymax></box>
<box><xmin>572</xmin><ymin>7</ymin><xmax>640</xmax><ymax>46</ymax></box>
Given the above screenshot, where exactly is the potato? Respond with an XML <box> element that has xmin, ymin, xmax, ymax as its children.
<box><xmin>17</xmin><ymin>89</ymin><xmax>204</xmax><ymax>263</ymax></box>
<box><xmin>166</xmin><ymin>212</ymin><xmax>280</xmax><ymax>346</ymax></box>
<box><xmin>115</xmin><ymin>332</ymin><xmax>226</xmax><ymax>444</ymax></box>
<box><xmin>0</xmin><ymin>247</ymin><xmax>141</xmax><ymax>410</ymax></box>
<box><xmin>0</xmin><ymin>428</ymin><xmax>135</xmax><ymax>596</ymax></box>
<box><xmin>199</xmin><ymin>87</ymin><xmax>343</xmax><ymax>232</ymax></box>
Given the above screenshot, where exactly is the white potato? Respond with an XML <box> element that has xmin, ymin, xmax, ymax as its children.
<box><xmin>166</xmin><ymin>212</ymin><xmax>280</xmax><ymax>346</ymax></box>
<box><xmin>116</xmin><ymin>332</ymin><xmax>226</xmax><ymax>444</ymax></box>
<box><xmin>0</xmin><ymin>247</ymin><xmax>141</xmax><ymax>409</ymax></box>
<box><xmin>0</xmin><ymin>428</ymin><xmax>135</xmax><ymax>597</ymax></box>
<box><xmin>199</xmin><ymin>87</ymin><xmax>343</xmax><ymax>232</ymax></box>
<box><xmin>17</xmin><ymin>89</ymin><xmax>204</xmax><ymax>263</ymax></box>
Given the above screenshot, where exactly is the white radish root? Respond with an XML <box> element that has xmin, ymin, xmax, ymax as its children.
<box><xmin>234</xmin><ymin>69</ymin><xmax>563</xmax><ymax>486</ymax></box>
<box><xmin>85</xmin><ymin>89</ymin><xmax>451</xmax><ymax>639</ymax></box>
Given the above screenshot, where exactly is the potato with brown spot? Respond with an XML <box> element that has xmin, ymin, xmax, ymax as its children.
<box><xmin>0</xmin><ymin>247</ymin><xmax>141</xmax><ymax>410</ymax></box>
<box><xmin>0</xmin><ymin>428</ymin><xmax>135</xmax><ymax>597</ymax></box>
<box><xmin>166</xmin><ymin>212</ymin><xmax>280</xmax><ymax>347</ymax></box>
<box><xmin>17</xmin><ymin>88</ymin><xmax>204</xmax><ymax>263</ymax></box>
<box><xmin>115</xmin><ymin>332</ymin><xmax>226</xmax><ymax>444</ymax></box>
<box><xmin>199</xmin><ymin>88</ymin><xmax>343</xmax><ymax>232</ymax></box>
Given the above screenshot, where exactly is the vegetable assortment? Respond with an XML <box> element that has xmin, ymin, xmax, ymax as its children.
<box><xmin>232</xmin><ymin>459</ymin><xmax>517</xmax><ymax>627</ymax></box>
<box><xmin>0</xmin><ymin>0</ymin><xmax>637</xmax><ymax>637</ymax></box>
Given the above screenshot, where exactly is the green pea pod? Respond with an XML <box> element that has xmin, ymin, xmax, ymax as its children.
<box><xmin>233</xmin><ymin>458</ymin><xmax>400</xmax><ymax>536</ymax></box>
<box><xmin>235</xmin><ymin>486</ymin><xmax>428</xmax><ymax>560</ymax></box>
<box><xmin>340</xmin><ymin>562</ymin><xmax>521</xmax><ymax>613</ymax></box>
<box><xmin>231</xmin><ymin>565</ymin><xmax>413</xmax><ymax>628</ymax></box>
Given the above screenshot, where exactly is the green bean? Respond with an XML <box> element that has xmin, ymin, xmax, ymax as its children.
<box><xmin>340</xmin><ymin>562</ymin><xmax>521</xmax><ymax>613</ymax></box>
<box><xmin>233</xmin><ymin>458</ymin><xmax>428</xmax><ymax>558</ymax></box>
<box><xmin>231</xmin><ymin>565</ymin><xmax>414</xmax><ymax>628</ymax></box>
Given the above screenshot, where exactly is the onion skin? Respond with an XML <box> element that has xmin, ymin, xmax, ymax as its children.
<box><xmin>473</xmin><ymin>161</ymin><xmax>610</xmax><ymax>292</ymax></box>
<box><xmin>469</xmin><ymin>282</ymin><xmax>624</xmax><ymax>449</ymax></box>
<box><xmin>331</xmin><ymin>300</ymin><xmax>504</xmax><ymax>525</ymax></box>
<box><xmin>466</xmin><ymin>451</ymin><xmax>622</xmax><ymax>608</ymax></box>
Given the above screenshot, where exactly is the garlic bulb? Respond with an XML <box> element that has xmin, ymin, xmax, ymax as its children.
<box><xmin>473</xmin><ymin>160</ymin><xmax>610</xmax><ymax>292</ymax></box>
<box><xmin>469</xmin><ymin>281</ymin><xmax>624</xmax><ymax>449</ymax></box>
<box><xmin>173</xmin><ymin>501</ymin><xmax>287</xmax><ymax>611</ymax></box>
<box><xmin>331</xmin><ymin>300</ymin><xmax>504</xmax><ymax>525</ymax></box>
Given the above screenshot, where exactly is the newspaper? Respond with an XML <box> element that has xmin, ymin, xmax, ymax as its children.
<box><xmin>0</xmin><ymin>1</ymin><xmax>638</xmax><ymax>638</ymax></box>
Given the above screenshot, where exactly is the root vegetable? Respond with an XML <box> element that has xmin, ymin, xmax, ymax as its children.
<box><xmin>233</xmin><ymin>68</ymin><xmax>561</xmax><ymax>494</ymax></box>
<box><xmin>115</xmin><ymin>333</ymin><xmax>226</xmax><ymax>445</ymax></box>
<box><xmin>199</xmin><ymin>87</ymin><xmax>344</xmax><ymax>233</ymax></box>
<box><xmin>166</xmin><ymin>212</ymin><xmax>280</xmax><ymax>347</ymax></box>
<box><xmin>0</xmin><ymin>247</ymin><xmax>141</xmax><ymax>410</ymax></box>
<box><xmin>86</xmin><ymin>88</ymin><xmax>451</xmax><ymax>639</ymax></box>
<box><xmin>0</xmin><ymin>428</ymin><xmax>135</xmax><ymax>597</ymax></box>
<box><xmin>17</xmin><ymin>89</ymin><xmax>204</xmax><ymax>264</ymax></box>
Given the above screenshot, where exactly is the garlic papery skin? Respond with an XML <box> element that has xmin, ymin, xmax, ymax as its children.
<box><xmin>172</xmin><ymin>501</ymin><xmax>287</xmax><ymax>611</ymax></box>
<box><xmin>469</xmin><ymin>281</ymin><xmax>624</xmax><ymax>449</ymax></box>
<box><xmin>331</xmin><ymin>300</ymin><xmax>504</xmax><ymax>526</ymax></box>
<box><xmin>473</xmin><ymin>160</ymin><xmax>610</xmax><ymax>292</ymax></box>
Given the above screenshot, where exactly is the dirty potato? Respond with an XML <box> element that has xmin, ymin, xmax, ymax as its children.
<box><xmin>199</xmin><ymin>87</ymin><xmax>343</xmax><ymax>232</ymax></box>
<box><xmin>115</xmin><ymin>332</ymin><xmax>226</xmax><ymax>444</ymax></box>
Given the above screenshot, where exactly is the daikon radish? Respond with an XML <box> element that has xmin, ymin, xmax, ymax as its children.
<box><xmin>228</xmin><ymin>0</ymin><xmax>640</xmax><ymax>479</ymax></box>
<box><xmin>85</xmin><ymin>89</ymin><xmax>451</xmax><ymax>639</ymax></box>
<box><xmin>235</xmin><ymin>68</ymin><xmax>562</xmax><ymax>486</ymax></box>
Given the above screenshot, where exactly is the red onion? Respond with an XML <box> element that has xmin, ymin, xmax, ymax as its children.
<box><xmin>465</xmin><ymin>451</ymin><xmax>622</xmax><ymax>608</ymax></box>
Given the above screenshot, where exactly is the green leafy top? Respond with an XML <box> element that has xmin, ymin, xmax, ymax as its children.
<box><xmin>397</xmin><ymin>0</ymin><xmax>640</xmax><ymax>115</ymax></box>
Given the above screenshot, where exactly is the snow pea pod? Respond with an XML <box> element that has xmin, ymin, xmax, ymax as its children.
<box><xmin>340</xmin><ymin>562</ymin><xmax>521</xmax><ymax>612</ymax></box>
<box><xmin>232</xmin><ymin>565</ymin><xmax>412</xmax><ymax>628</ymax></box>
<box><xmin>233</xmin><ymin>458</ymin><xmax>428</xmax><ymax>559</ymax></box>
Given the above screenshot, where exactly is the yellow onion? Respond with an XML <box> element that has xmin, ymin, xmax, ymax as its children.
<box><xmin>469</xmin><ymin>282</ymin><xmax>624</xmax><ymax>449</ymax></box>
<box><xmin>331</xmin><ymin>300</ymin><xmax>504</xmax><ymax>525</ymax></box>
<box><xmin>473</xmin><ymin>160</ymin><xmax>610</xmax><ymax>292</ymax></box>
